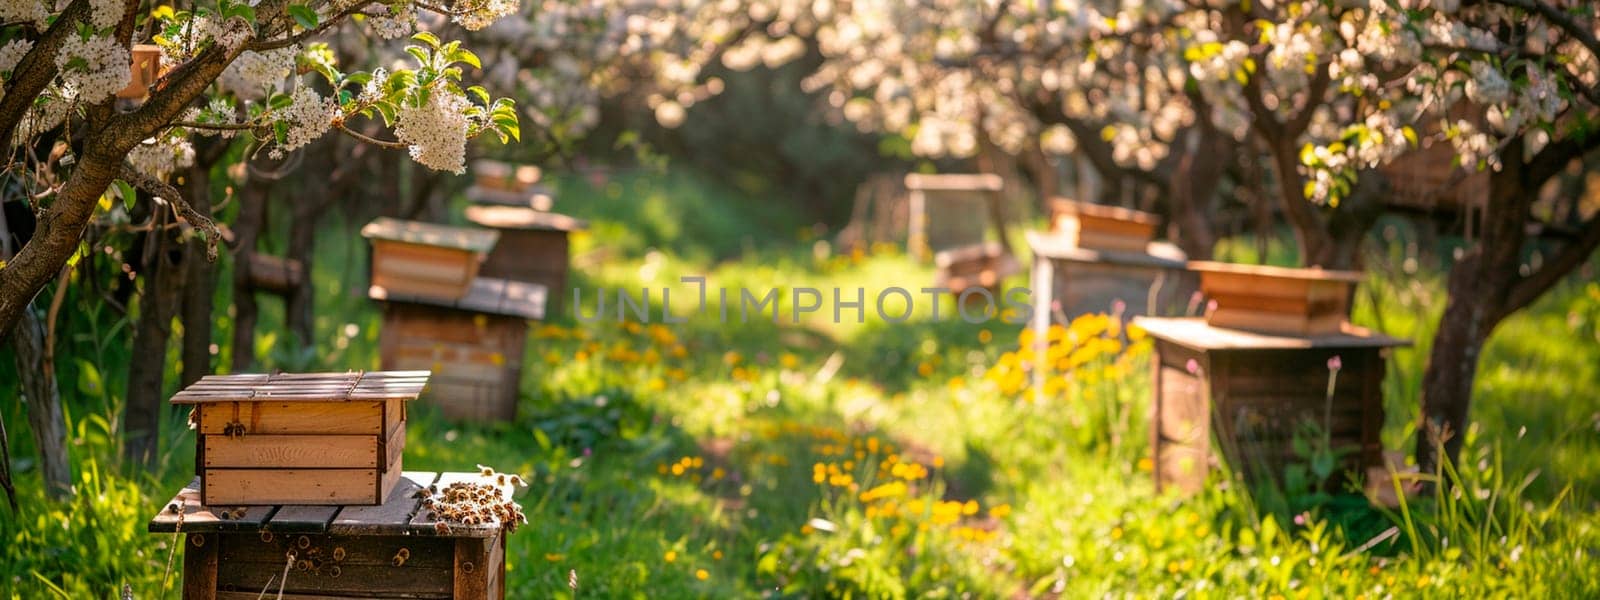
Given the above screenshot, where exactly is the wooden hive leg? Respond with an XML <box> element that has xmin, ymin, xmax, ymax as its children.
<box><xmin>183</xmin><ymin>533</ymin><xmax>219</xmax><ymax>600</ymax></box>
<box><xmin>455</xmin><ymin>536</ymin><xmax>492</xmax><ymax>599</ymax></box>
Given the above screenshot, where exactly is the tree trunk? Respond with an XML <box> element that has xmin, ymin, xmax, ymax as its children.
<box><xmin>0</xmin><ymin>407</ymin><xmax>14</xmax><ymax>511</ymax></box>
<box><xmin>180</xmin><ymin>162</ymin><xmax>215</xmax><ymax>387</ymax></box>
<box><xmin>285</xmin><ymin>198</ymin><xmax>317</xmax><ymax>347</ymax></box>
<box><xmin>231</xmin><ymin>186</ymin><xmax>267</xmax><ymax>372</ymax></box>
<box><xmin>124</xmin><ymin>221</ymin><xmax>186</xmax><ymax>466</ymax></box>
<box><xmin>10</xmin><ymin>302</ymin><xmax>72</xmax><ymax>498</ymax></box>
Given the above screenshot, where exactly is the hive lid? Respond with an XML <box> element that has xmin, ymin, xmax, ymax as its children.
<box><xmin>1025</xmin><ymin>230</ymin><xmax>1188</xmax><ymax>267</ymax></box>
<box><xmin>465</xmin><ymin>185</ymin><xmax>555</xmax><ymax>211</ymax></box>
<box><xmin>903</xmin><ymin>173</ymin><xmax>1004</xmax><ymax>192</ymax></box>
<box><xmin>464</xmin><ymin>205</ymin><xmax>587</xmax><ymax>232</ymax></box>
<box><xmin>1189</xmin><ymin>261</ymin><xmax>1364</xmax><ymax>283</ymax></box>
<box><xmin>169</xmin><ymin>370</ymin><xmax>431</xmax><ymax>405</ymax></box>
<box><xmin>360</xmin><ymin>217</ymin><xmax>500</xmax><ymax>254</ymax></box>
<box><xmin>1131</xmin><ymin>317</ymin><xmax>1410</xmax><ymax>350</ymax></box>
<box><xmin>370</xmin><ymin>276</ymin><xmax>547</xmax><ymax>320</ymax></box>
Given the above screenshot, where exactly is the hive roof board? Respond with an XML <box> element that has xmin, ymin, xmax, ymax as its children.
<box><xmin>360</xmin><ymin>217</ymin><xmax>500</xmax><ymax>254</ymax></box>
<box><xmin>369</xmin><ymin>276</ymin><xmax>548</xmax><ymax>320</ymax></box>
<box><xmin>1048</xmin><ymin>198</ymin><xmax>1160</xmax><ymax>225</ymax></box>
<box><xmin>168</xmin><ymin>370</ymin><xmax>431</xmax><ymax>404</ymax></box>
<box><xmin>465</xmin><ymin>185</ymin><xmax>556</xmax><ymax>210</ymax></box>
<box><xmin>1025</xmin><ymin>230</ymin><xmax>1188</xmax><ymax>267</ymax></box>
<box><xmin>1188</xmin><ymin>261</ymin><xmax>1365</xmax><ymax>283</ymax></box>
<box><xmin>464</xmin><ymin>204</ymin><xmax>587</xmax><ymax>232</ymax></box>
<box><xmin>903</xmin><ymin>173</ymin><xmax>1004</xmax><ymax>192</ymax></box>
<box><xmin>1132</xmin><ymin>317</ymin><xmax>1410</xmax><ymax>351</ymax></box>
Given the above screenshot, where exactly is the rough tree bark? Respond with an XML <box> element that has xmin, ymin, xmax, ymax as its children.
<box><xmin>230</xmin><ymin>185</ymin><xmax>268</xmax><ymax>372</ymax></box>
<box><xmin>1416</xmin><ymin>136</ymin><xmax>1600</xmax><ymax>472</ymax></box>
<box><xmin>180</xmin><ymin>155</ymin><xmax>220</xmax><ymax>387</ymax></box>
<box><xmin>10</xmin><ymin>303</ymin><xmax>72</xmax><ymax>498</ymax></box>
<box><xmin>123</xmin><ymin>210</ymin><xmax>187</xmax><ymax>466</ymax></box>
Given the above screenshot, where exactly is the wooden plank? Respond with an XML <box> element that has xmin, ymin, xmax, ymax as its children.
<box><xmin>266</xmin><ymin>506</ymin><xmax>341</xmax><ymax>534</ymax></box>
<box><xmin>330</xmin><ymin>472</ymin><xmax>436</xmax><ymax>536</ymax></box>
<box><xmin>182</xmin><ymin>533</ymin><xmax>219</xmax><ymax>600</ymax></box>
<box><xmin>218</xmin><ymin>532</ymin><xmax>454</xmax><ymax>569</ymax></box>
<box><xmin>361</xmin><ymin>216</ymin><xmax>500</xmax><ymax>252</ymax></box>
<box><xmin>215</xmin><ymin>562</ymin><xmax>452</xmax><ymax>598</ymax></box>
<box><xmin>454</xmin><ymin>536</ymin><xmax>492</xmax><ymax>599</ymax></box>
<box><xmin>197</xmin><ymin>402</ymin><xmax>383</xmax><ymax>435</ymax></box>
<box><xmin>216</xmin><ymin>593</ymin><xmax>441</xmax><ymax>600</ymax></box>
<box><xmin>204</xmin><ymin>434</ymin><xmax>378</xmax><ymax>469</ymax></box>
<box><xmin>1133</xmin><ymin>317</ymin><xmax>1410</xmax><ymax>351</ymax></box>
<box><xmin>150</xmin><ymin>478</ymin><xmax>277</xmax><ymax>533</ymax></box>
<box><xmin>205</xmin><ymin>469</ymin><xmax>380</xmax><ymax>506</ymax></box>
<box><xmin>383</xmin><ymin>420</ymin><xmax>406</xmax><ymax>473</ymax></box>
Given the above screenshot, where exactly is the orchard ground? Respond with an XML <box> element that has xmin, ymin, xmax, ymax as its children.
<box><xmin>2</xmin><ymin>169</ymin><xmax>1599</xmax><ymax>598</ymax></box>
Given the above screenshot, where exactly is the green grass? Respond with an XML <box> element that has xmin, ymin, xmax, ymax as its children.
<box><xmin>3</xmin><ymin>167</ymin><xmax>1600</xmax><ymax>598</ymax></box>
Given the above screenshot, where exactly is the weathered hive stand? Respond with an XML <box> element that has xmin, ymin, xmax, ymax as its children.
<box><xmin>1136</xmin><ymin>318</ymin><xmax>1408</xmax><ymax>494</ymax></box>
<box><xmin>173</xmin><ymin>371</ymin><xmax>428</xmax><ymax>506</ymax></box>
<box><xmin>149</xmin><ymin>471</ymin><xmax>508</xmax><ymax>599</ymax></box>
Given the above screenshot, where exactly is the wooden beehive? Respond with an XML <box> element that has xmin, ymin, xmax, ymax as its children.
<box><xmin>150</xmin><ymin>471</ymin><xmax>508</xmax><ymax>599</ymax></box>
<box><xmin>468</xmin><ymin>159</ymin><xmax>554</xmax><ymax>209</ymax></box>
<box><xmin>463</xmin><ymin>205</ymin><xmax>584</xmax><ymax>316</ymax></box>
<box><xmin>244</xmin><ymin>253</ymin><xmax>304</xmax><ymax>295</ymax></box>
<box><xmin>904</xmin><ymin>173</ymin><xmax>1004</xmax><ymax>259</ymax></box>
<box><xmin>1135</xmin><ymin>317</ymin><xmax>1408</xmax><ymax>494</ymax></box>
<box><xmin>1191</xmin><ymin>262</ymin><xmax>1362</xmax><ymax>336</ymax></box>
<box><xmin>171</xmin><ymin>371</ymin><xmax>430</xmax><ymax>506</ymax></box>
<box><xmin>372</xmin><ymin>277</ymin><xmax>547</xmax><ymax>422</ymax></box>
<box><xmin>117</xmin><ymin>44</ymin><xmax>163</xmax><ymax>100</ymax></box>
<box><xmin>361</xmin><ymin>217</ymin><xmax>499</xmax><ymax>301</ymax></box>
<box><xmin>1048</xmin><ymin>198</ymin><xmax>1159</xmax><ymax>253</ymax></box>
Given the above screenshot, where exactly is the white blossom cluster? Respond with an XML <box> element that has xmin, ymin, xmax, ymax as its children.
<box><xmin>368</xmin><ymin>2</ymin><xmax>417</xmax><ymax>40</ymax></box>
<box><xmin>219</xmin><ymin>47</ymin><xmax>298</xmax><ymax>100</ymax></box>
<box><xmin>0</xmin><ymin>1</ymin><xmax>48</xmax><ymax>29</ymax></box>
<box><xmin>395</xmin><ymin>90</ymin><xmax>471</xmax><ymax>173</ymax></box>
<box><xmin>270</xmin><ymin>84</ymin><xmax>338</xmax><ymax>158</ymax></box>
<box><xmin>127</xmin><ymin>135</ymin><xmax>197</xmax><ymax>180</ymax></box>
<box><xmin>0</xmin><ymin>39</ymin><xmax>33</xmax><ymax>83</ymax></box>
<box><xmin>181</xmin><ymin>98</ymin><xmax>247</xmax><ymax>138</ymax></box>
<box><xmin>88</xmin><ymin>0</ymin><xmax>125</xmax><ymax>30</ymax></box>
<box><xmin>54</xmin><ymin>35</ymin><xmax>132</xmax><ymax>105</ymax></box>
<box><xmin>453</xmin><ymin>0</ymin><xmax>521</xmax><ymax>31</ymax></box>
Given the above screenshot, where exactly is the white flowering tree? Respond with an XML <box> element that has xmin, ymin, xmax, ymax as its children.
<box><xmin>0</xmin><ymin>0</ymin><xmax>521</xmax><ymax>472</ymax></box>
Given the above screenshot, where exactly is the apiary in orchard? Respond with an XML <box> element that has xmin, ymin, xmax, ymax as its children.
<box><xmin>172</xmin><ymin>371</ymin><xmax>430</xmax><ymax>506</ymax></box>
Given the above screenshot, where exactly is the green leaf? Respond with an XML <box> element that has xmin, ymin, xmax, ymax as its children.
<box><xmin>452</xmin><ymin>47</ymin><xmax>481</xmax><ymax>70</ymax></box>
<box><xmin>467</xmin><ymin>85</ymin><xmax>490</xmax><ymax>104</ymax></box>
<box><xmin>411</xmin><ymin>31</ymin><xmax>442</xmax><ymax>49</ymax></box>
<box><xmin>116</xmin><ymin>180</ymin><xmax>138</xmax><ymax>211</ymax></box>
<box><xmin>288</xmin><ymin>4</ymin><xmax>318</xmax><ymax>29</ymax></box>
<box><xmin>75</xmin><ymin>358</ymin><xmax>104</xmax><ymax>397</ymax></box>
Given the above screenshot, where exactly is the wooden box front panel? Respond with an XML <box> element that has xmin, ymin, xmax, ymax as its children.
<box><xmin>371</xmin><ymin>240</ymin><xmax>483</xmax><ymax>300</ymax></box>
<box><xmin>195</xmin><ymin>401</ymin><xmax>405</xmax><ymax>506</ymax></box>
<box><xmin>1052</xmin><ymin>260</ymin><xmax>1191</xmax><ymax>320</ymax></box>
<box><xmin>186</xmin><ymin>531</ymin><xmax>505</xmax><ymax>599</ymax></box>
<box><xmin>479</xmin><ymin>229</ymin><xmax>569</xmax><ymax>313</ymax></box>
<box><xmin>379</xmin><ymin>307</ymin><xmax>526</xmax><ymax>422</ymax></box>
<box><xmin>1151</xmin><ymin>342</ymin><xmax>1385</xmax><ymax>492</ymax></box>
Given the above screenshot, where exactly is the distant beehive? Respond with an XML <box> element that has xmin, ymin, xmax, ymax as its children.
<box><xmin>170</xmin><ymin>371</ymin><xmax>429</xmax><ymax>505</ymax></box>
<box><xmin>1190</xmin><ymin>262</ymin><xmax>1362</xmax><ymax>336</ymax></box>
<box><xmin>372</xmin><ymin>278</ymin><xmax>547</xmax><ymax>422</ymax></box>
<box><xmin>361</xmin><ymin>217</ymin><xmax>499</xmax><ymax>301</ymax></box>
<box><xmin>464</xmin><ymin>205</ymin><xmax>585</xmax><ymax>317</ymax></box>
<box><xmin>904</xmin><ymin>173</ymin><xmax>1004</xmax><ymax>259</ymax></box>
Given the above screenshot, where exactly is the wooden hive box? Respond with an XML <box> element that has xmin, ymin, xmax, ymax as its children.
<box><xmin>464</xmin><ymin>205</ymin><xmax>585</xmax><ymax>316</ymax></box>
<box><xmin>150</xmin><ymin>471</ymin><xmax>509</xmax><ymax>599</ymax></box>
<box><xmin>118</xmin><ymin>44</ymin><xmax>164</xmax><ymax>100</ymax></box>
<box><xmin>468</xmin><ymin>159</ymin><xmax>555</xmax><ymax>209</ymax></box>
<box><xmin>172</xmin><ymin>371</ymin><xmax>430</xmax><ymax>506</ymax></box>
<box><xmin>372</xmin><ymin>277</ymin><xmax>547</xmax><ymax>422</ymax></box>
<box><xmin>904</xmin><ymin>173</ymin><xmax>1004</xmax><ymax>259</ymax></box>
<box><xmin>1048</xmin><ymin>198</ymin><xmax>1160</xmax><ymax>253</ymax></box>
<box><xmin>1191</xmin><ymin>262</ymin><xmax>1363</xmax><ymax>336</ymax></box>
<box><xmin>1134</xmin><ymin>317</ymin><xmax>1408</xmax><ymax>495</ymax></box>
<box><xmin>361</xmin><ymin>217</ymin><xmax>500</xmax><ymax>301</ymax></box>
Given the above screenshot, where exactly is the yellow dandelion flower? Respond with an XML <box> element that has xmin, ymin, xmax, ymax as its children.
<box><xmin>664</xmin><ymin>550</ymin><xmax>677</xmax><ymax>563</ymax></box>
<box><xmin>917</xmin><ymin>362</ymin><xmax>934</xmax><ymax>376</ymax></box>
<box><xmin>780</xmin><ymin>353</ymin><xmax>799</xmax><ymax>369</ymax></box>
<box><xmin>713</xmin><ymin>550</ymin><xmax>723</xmax><ymax>560</ymax></box>
<box><xmin>723</xmin><ymin>351</ymin><xmax>742</xmax><ymax>366</ymax></box>
<box><xmin>961</xmin><ymin>500</ymin><xmax>979</xmax><ymax>516</ymax></box>
<box><xmin>695</xmin><ymin>569</ymin><xmax>709</xmax><ymax>581</ymax></box>
<box><xmin>545</xmin><ymin>553</ymin><xmax>565</xmax><ymax>562</ymax></box>
<box><xmin>978</xmin><ymin>329</ymin><xmax>993</xmax><ymax>343</ymax></box>
<box><xmin>989</xmin><ymin>503</ymin><xmax>1012</xmax><ymax>518</ymax></box>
